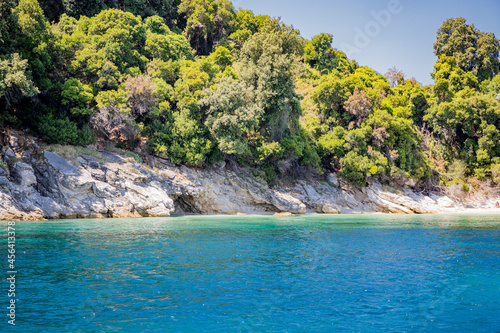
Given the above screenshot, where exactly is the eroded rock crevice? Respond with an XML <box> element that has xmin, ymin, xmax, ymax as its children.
<box><xmin>172</xmin><ymin>195</ymin><xmax>202</xmax><ymax>215</ymax></box>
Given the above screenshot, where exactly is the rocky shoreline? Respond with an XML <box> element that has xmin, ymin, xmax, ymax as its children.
<box><xmin>1</xmin><ymin>130</ymin><xmax>499</xmax><ymax>221</ymax></box>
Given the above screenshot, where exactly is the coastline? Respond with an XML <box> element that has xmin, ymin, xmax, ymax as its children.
<box><xmin>10</xmin><ymin>209</ymin><xmax>499</xmax><ymax>222</ymax></box>
<box><xmin>1</xmin><ymin>131</ymin><xmax>499</xmax><ymax>221</ymax></box>
<box><xmin>434</xmin><ymin>208</ymin><xmax>500</xmax><ymax>215</ymax></box>
<box><xmin>175</xmin><ymin>209</ymin><xmax>500</xmax><ymax>217</ymax></box>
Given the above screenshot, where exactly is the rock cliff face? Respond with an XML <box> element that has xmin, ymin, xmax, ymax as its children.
<box><xmin>0</xmin><ymin>130</ymin><xmax>498</xmax><ymax>220</ymax></box>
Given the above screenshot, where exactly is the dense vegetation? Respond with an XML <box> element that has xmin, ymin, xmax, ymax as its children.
<box><xmin>1</xmin><ymin>0</ymin><xmax>500</xmax><ymax>187</ymax></box>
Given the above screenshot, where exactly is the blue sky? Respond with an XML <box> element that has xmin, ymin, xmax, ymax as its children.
<box><xmin>235</xmin><ymin>0</ymin><xmax>500</xmax><ymax>85</ymax></box>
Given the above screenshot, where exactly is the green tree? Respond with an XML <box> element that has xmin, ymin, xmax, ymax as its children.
<box><xmin>431</xmin><ymin>55</ymin><xmax>478</xmax><ymax>102</ymax></box>
<box><xmin>304</xmin><ymin>33</ymin><xmax>334</xmax><ymax>72</ymax></box>
<box><xmin>178</xmin><ymin>0</ymin><xmax>236</xmax><ymax>55</ymax></box>
<box><xmin>14</xmin><ymin>0</ymin><xmax>53</xmax><ymax>87</ymax></box>
<box><xmin>59</xmin><ymin>0</ymin><xmax>110</xmax><ymax>19</ymax></box>
<box><xmin>61</xmin><ymin>77</ymin><xmax>93</xmax><ymax>115</ymax></box>
<box><xmin>311</xmin><ymin>66</ymin><xmax>389</xmax><ymax>129</ymax></box>
<box><xmin>38</xmin><ymin>0</ymin><xmax>181</xmax><ymax>26</ymax></box>
<box><xmin>0</xmin><ymin>0</ymin><xmax>18</xmax><ymax>55</ymax></box>
<box><xmin>145</xmin><ymin>112</ymin><xmax>213</xmax><ymax>165</ymax></box>
<box><xmin>366</xmin><ymin>104</ymin><xmax>428</xmax><ymax>177</ymax></box>
<box><xmin>425</xmin><ymin>89</ymin><xmax>500</xmax><ymax>169</ymax></box>
<box><xmin>434</xmin><ymin>17</ymin><xmax>500</xmax><ymax>81</ymax></box>
<box><xmin>312</xmin><ymin>73</ymin><xmax>349</xmax><ymax>127</ymax></box>
<box><xmin>339</xmin><ymin>150</ymin><xmax>387</xmax><ymax>186</ymax></box>
<box><xmin>317</xmin><ymin>125</ymin><xmax>346</xmax><ymax>169</ymax></box>
<box><xmin>69</xmin><ymin>9</ymin><xmax>147</xmax><ymax>83</ymax></box>
<box><xmin>35</xmin><ymin>116</ymin><xmax>95</xmax><ymax>145</ymax></box>
<box><xmin>0</xmin><ymin>53</ymin><xmax>39</xmax><ymax>111</ymax></box>
<box><xmin>207</xmin><ymin>46</ymin><xmax>233</xmax><ymax>70</ymax></box>
<box><xmin>200</xmin><ymin>78</ymin><xmax>263</xmax><ymax>155</ymax></box>
<box><xmin>476</xmin><ymin>31</ymin><xmax>500</xmax><ymax>82</ymax></box>
<box><xmin>303</xmin><ymin>33</ymin><xmax>354</xmax><ymax>75</ymax></box>
<box><xmin>388</xmin><ymin>79</ymin><xmax>430</xmax><ymax>125</ymax></box>
<box><xmin>480</xmin><ymin>74</ymin><xmax>500</xmax><ymax>97</ymax></box>
<box><xmin>143</xmin><ymin>56</ymin><xmax>219</xmax><ymax>166</ymax></box>
<box><xmin>146</xmin><ymin>58</ymin><xmax>181</xmax><ymax>85</ymax></box>
<box><xmin>237</xmin><ymin>29</ymin><xmax>303</xmax><ymax>142</ymax></box>
<box><xmin>145</xmin><ymin>0</ymin><xmax>181</xmax><ymax>26</ymax></box>
<box><xmin>144</xmin><ymin>15</ymin><xmax>193</xmax><ymax>61</ymax></box>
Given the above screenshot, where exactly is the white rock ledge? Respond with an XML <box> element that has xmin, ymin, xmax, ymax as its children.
<box><xmin>0</xmin><ymin>145</ymin><xmax>499</xmax><ymax>220</ymax></box>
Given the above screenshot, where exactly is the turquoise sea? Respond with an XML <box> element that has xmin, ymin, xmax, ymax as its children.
<box><xmin>2</xmin><ymin>214</ymin><xmax>500</xmax><ymax>332</ymax></box>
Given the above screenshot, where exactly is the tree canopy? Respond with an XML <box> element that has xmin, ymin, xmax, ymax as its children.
<box><xmin>434</xmin><ymin>18</ymin><xmax>500</xmax><ymax>82</ymax></box>
<box><xmin>1</xmin><ymin>1</ymin><xmax>499</xmax><ymax>187</ymax></box>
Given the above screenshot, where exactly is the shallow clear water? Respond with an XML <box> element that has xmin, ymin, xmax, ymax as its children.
<box><xmin>2</xmin><ymin>214</ymin><xmax>500</xmax><ymax>332</ymax></box>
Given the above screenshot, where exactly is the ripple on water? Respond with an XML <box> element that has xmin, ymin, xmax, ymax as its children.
<box><xmin>3</xmin><ymin>214</ymin><xmax>500</xmax><ymax>332</ymax></box>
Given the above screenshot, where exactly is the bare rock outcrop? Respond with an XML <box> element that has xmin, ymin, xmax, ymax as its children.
<box><xmin>0</xmin><ymin>130</ymin><xmax>308</xmax><ymax>219</ymax></box>
<box><xmin>0</xmin><ymin>129</ymin><xmax>498</xmax><ymax>220</ymax></box>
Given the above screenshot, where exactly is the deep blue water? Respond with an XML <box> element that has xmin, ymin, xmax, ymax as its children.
<box><xmin>1</xmin><ymin>214</ymin><xmax>500</xmax><ymax>332</ymax></box>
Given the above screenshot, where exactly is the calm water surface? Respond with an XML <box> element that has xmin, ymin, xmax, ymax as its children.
<box><xmin>1</xmin><ymin>214</ymin><xmax>500</xmax><ymax>332</ymax></box>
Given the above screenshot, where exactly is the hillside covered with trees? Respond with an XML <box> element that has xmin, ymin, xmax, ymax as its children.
<box><xmin>1</xmin><ymin>0</ymin><xmax>500</xmax><ymax>189</ymax></box>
